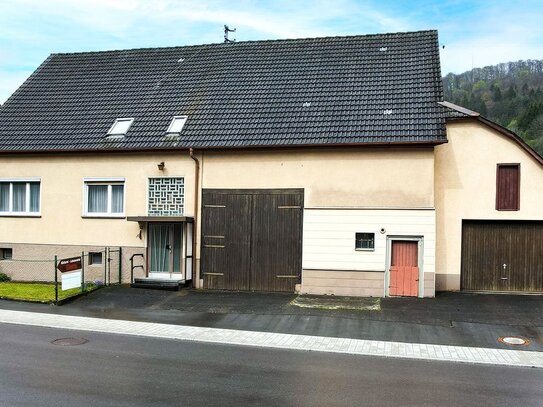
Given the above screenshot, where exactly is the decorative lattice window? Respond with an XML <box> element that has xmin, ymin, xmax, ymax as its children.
<box><xmin>148</xmin><ymin>178</ymin><xmax>184</xmax><ymax>216</ymax></box>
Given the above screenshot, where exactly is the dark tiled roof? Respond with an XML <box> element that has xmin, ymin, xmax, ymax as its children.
<box><xmin>0</xmin><ymin>30</ymin><xmax>445</xmax><ymax>152</ymax></box>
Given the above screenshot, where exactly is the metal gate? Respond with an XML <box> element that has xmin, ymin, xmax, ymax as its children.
<box><xmin>201</xmin><ymin>189</ymin><xmax>303</xmax><ymax>292</ymax></box>
<box><xmin>461</xmin><ymin>220</ymin><xmax>543</xmax><ymax>292</ymax></box>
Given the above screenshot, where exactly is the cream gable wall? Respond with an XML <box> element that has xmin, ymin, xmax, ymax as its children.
<box><xmin>435</xmin><ymin>120</ymin><xmax>543</xmax><ymax>291</ymax></box>
<box><xmin>0</xmin><ymin>153</ymin><xmax>196</xmax><ymax>247</ymax></box>
<box><xmin>202</xmin><ymin>147</ymin><xmax>435</xmax><ymax>208</ymax></box>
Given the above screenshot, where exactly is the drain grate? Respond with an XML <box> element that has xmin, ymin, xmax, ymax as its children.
<box><xmin>51</xmin><ymin>337</ymin><xmax>89</xmax><ymax>346</ymax></box>
<box><xmin>498</xmin><ymin>336</ymin><xmax>529</xmax><ymax>346</ymax></box>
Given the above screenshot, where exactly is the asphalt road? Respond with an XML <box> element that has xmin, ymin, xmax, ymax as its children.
<box><xmin>1</xmin><ymin>323</ymin><xmax>542</xmax><ymax>407</ymax></box>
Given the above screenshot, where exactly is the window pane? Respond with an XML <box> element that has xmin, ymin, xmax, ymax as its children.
<box><xmin>0</xmin><ymin>183</ymin><xmax>9</xmax><ymax>212</ymax></box>
<box><xmin>12</xmin><ymin>183</ymin><xmax>26</xmax><ymax>212</ymax></box>
<box><xmin>355</xmin><ymin>232</ymin><xmax>375</xmax><ymax>250</ymax></box>
<box><xmin>29</xmin><ymin>183</ymin><xmax>40</xmax><ymax>212</ymax></box>
<box><xmin>89</xmin><ymin>252</ymin><xmax>102</xmax><ymax>265</ymax></box>
<box><xmin>111</xmin><ymin>185</ymin><xmax>124</xmax><ymax>213</ymax></box>
<box><xmin>88</xmin><ymin>185</ymin><xmax>108</xmax><ymax>213</ymax></box>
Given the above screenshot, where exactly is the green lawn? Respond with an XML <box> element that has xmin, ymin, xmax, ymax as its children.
<box><xmin>0</xmin><ymin>282</ymin><xmax>97</xmax><ymax>303</ymax></box>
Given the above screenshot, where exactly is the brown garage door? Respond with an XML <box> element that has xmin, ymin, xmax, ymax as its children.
<box><xmin>201</xmin><ymin>189</ymin><xmax>303</xmax><ymax>292</ymax></box>
<box><xmin>461</xmin><ymin>220</ymin><xmax>543</xmax><ymax>292</ymax></box>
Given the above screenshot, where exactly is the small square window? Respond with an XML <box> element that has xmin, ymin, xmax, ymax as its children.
<box><xmin>1</xmin><ymin>248</ymin><xmax>13</xmax><ymax>260</ymax></box>
<box><xmin>107</xmin><ymin>118</ymin><xmax>134</xmax><ymax>136</ymax></box>
<box><xmin>166</xmin><ymin>116</ymin><xmax>188</xmax><ymax>134</ymax></box>
<box><xmin>89</xmin><ymin>252</ymin><xmax>102</xmax><ymax>265</ymax></box>
<box><xmin>355</xmin><ymin>233</ymin><xmax>375</xmax><ymax>251</ymax></box>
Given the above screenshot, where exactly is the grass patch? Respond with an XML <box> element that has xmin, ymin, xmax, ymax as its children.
<box><xmin>0</xmin><ymin>282</ymin><xmax>98</xmax><ymax>303</ymax></box>
<box><xmin>290</xmin><ymin>296</ymin><xmax>381</xmax><ymax>311</ymax></box>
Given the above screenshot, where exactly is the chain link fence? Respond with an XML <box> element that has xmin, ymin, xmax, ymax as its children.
<box><xmin>0</xmin><ymin>247</ymin><xmax>122</xmax><ymax>304</ymax></box>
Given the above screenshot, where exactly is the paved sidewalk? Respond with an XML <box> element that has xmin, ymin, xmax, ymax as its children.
<box><xmin>1</xmin><ymin>287</ymin><xmax>542</xmax><ymax>351</ymax></box>
<box><xmin>1</xmin><ymin>309</ymin><xmax>542</xmax><ymax>369</ymax></box>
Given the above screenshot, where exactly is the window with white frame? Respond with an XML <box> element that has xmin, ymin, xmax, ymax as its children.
<box><xmin>0</xmin><ymin>179</ymin><xmax>41</xmax><ymax>215</ymax></box>
<box><xmin>107</xmin><ymin>118</ymin><xmax>133</xmax><ymax>136</ymax></box>
<box><xmin>84</xmin><ymin>178</ymin><xmax>125</xmax><ymax>217</ymax></box>
<box><xmin>166</xmin><ymin>116</ymin><xmax>188</xmax><ymax>134</ymax></box>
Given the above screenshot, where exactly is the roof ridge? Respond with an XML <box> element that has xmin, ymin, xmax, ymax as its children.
<box><xmin>50</xmin><ymin>29</ymin><xmax>438</xmax><ymax>57</ymax></box>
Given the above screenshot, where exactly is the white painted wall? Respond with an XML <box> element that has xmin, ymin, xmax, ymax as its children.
<box><xmin>302</xmin><ymin>209</ymin><xmax>436</xmax><ymax>275</ymax></box>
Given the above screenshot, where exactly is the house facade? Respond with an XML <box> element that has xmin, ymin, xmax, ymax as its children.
<box><xmin>1</xmin><ymin>30</ymin><xmax>542</xmax><ymax>296</ymax></box>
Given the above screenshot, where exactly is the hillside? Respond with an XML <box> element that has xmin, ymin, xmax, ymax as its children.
<box><xmin>443</xmin><ymin>60</ymin><xmax>543</xmax><ymax>155</ymax></box>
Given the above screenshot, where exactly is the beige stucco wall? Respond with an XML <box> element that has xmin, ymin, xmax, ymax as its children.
<box><xmin>434</xmin><ymin>120</ymin><xmax>543</xmax><ymax>291</ymax></box>
<box><xmin>0</xmin><ymin>152</ymin><xmax>196</xmax><ymax>247</ymax></box>
<box><xmin>201</xmin><ymin>147</ymin><xmax>435</xmax><ymax>208</ymax></box>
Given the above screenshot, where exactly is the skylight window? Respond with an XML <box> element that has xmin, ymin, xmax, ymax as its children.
<box><xmin>107</xmin><ymin>118</ymin><xmax>134</xmax><ymax>136</ymax></box>
<box><xmin>166</xmin><ymin>116</ymin><xmax>188</xmax><ymax>134</ymax></box>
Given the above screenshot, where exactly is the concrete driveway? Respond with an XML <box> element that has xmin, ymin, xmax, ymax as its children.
<box><xmin>1</xmin><ymin>286</ymin><xmax>542</xmax><ymax>352</ymax></box>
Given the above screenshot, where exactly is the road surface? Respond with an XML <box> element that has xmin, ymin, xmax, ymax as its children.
<box><xmin>1</xmin><ymin>322</ymin><xmax>542</xmax><ymax>406</ymax></box>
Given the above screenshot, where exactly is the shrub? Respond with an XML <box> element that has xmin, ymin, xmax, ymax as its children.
<box><xmin>0</xmin><ymin>273</ymin><xmax>11</xmax><ymax>282</ymax></box>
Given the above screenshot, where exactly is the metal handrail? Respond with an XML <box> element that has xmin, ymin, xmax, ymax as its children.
<box><xmin>130</xmin><ymin>253</ymin><xmax>145</xmax><ymax>284</ymax></box>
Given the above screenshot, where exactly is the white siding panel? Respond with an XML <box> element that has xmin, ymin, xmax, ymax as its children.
<box><xmin>302</xmin><ymin>209</ymin><xmax>436</xmax><ymax>274</ymax></box>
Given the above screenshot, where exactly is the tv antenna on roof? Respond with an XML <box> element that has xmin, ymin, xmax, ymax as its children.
<box><xmin>224</xmin><ymin>25</ymin><xmax>236</xmax><ymax>43</ymax></box>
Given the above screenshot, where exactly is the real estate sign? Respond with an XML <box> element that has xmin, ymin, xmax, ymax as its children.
<box><xmin>61</xmin><ymin>271</ymin><xmax>82</xmax><ymax>291</ymax></box>
<box><xmin>57</xmin><ymin>256</ymin><xmax>82</xmax><ymax>291</ymax></box>
<box><xmin>57</xmin><ymin>256</ymin><xmax>82</xmax><ymax>273</ymax></box>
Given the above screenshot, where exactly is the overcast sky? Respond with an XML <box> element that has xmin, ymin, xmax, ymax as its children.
<box><xmin>1</xmin><ymin>0</ymin><xmax>543</xmax><ymax>103</ymax></box>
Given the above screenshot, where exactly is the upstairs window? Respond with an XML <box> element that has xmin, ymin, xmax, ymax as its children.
<box><xmin>496</xmin><ymin>164</ymin><xmax>520</xmax><ymax>211</ymax></box>
<box><xmin>107</xmin><ymin>118</ymin><xmax>133</xmax><ymax>136</ymax></box>
<box><xmin>355</xmin><ymin>232</ymin><xmax>375</xmax><ymax>251</ymax></box>
<box><xmin>0</xmin><ymin>179</ymin><xmax>41</xmax><ymax>215</ymax></box>
<box><xmin>166</xmin><ymin>116</ymin><xmax>188</xmax><ymax>134</ymax></box>
<box><xmin>84</xmin><ymin>178</ymin><xmax>125</xmax><ymax>217</ymax></box>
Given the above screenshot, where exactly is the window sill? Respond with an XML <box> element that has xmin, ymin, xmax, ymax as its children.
<box><xmin>0</xmin><ymin>213</ymin><xmax>41</xmax><ymax>218</ymax></box>
<box><xmin>82</xmin><ymin>215</ymin><xmax>126</xmax><ymax>219</ymax></box>
<box><xmin>355</xmin><ymin>248</ymin><xmax>375</xmax><ymax>252</ymax></box>
<box><xmin>496</xmin><ymin>209</ymin><xmax>520</xmax><ymax>211</ymax></box>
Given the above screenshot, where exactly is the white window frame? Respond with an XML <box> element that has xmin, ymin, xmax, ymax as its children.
<box><xmin>166</xmin><ymin>116</ymin><xmax>188</xmax><ymax>134</ymax></box>
<box><xmin>83</xmin><ymin>177</ymin><xmax>126</xmax><ymax>218</ymax></box>
<box><xmin>107</xmin><ymin>118</ymin><xmax>134</xmax><ymax>136</ymax></box>
<box><xmin>0</xmin><ymin>178</ymin><xmax>41</xmax><ymax>217</ymax></box>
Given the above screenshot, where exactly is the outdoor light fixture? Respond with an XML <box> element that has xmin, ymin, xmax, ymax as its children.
<box><xmin>157</xmin><ymin>162</ymin><xmax>165</xmax><ymax>171</ymax></box>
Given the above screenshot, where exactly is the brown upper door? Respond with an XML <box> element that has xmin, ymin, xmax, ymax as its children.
<box><xmin>496</xmin><ymin>164</ymin><xmax>520</xmax><ymax>211</ymax></box>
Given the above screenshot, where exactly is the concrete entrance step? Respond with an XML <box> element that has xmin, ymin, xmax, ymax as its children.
<box><xmin>131</xmin><ymin>278</ymin><xmax>185</xmax><ymax>291</ymax></box>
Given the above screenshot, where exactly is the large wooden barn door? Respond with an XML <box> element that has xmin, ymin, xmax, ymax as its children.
<box><xmin>461</xmin><ymin>220</ymin><xmax>543</xmax><ymax>292</ymax></box>
<box><xmin>201</xmin><ymin>189</ymin><xmax>303</xmax><ymax>292</ymax></box>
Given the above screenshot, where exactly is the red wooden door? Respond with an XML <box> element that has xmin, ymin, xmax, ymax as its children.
<box><xmin>389</xmin><ymin>241</ymin><xmax>419</xmax><ymax>297</ymax></box>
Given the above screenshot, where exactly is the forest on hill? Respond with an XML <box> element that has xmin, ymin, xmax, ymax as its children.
<box><xmin>442</xmin><ymin>59</ymin><xmax>543</xmax><ymax>155</ymax></box>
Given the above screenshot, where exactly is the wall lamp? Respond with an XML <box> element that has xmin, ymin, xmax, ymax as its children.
<box><xmin>157</xmin><ymin>162</ymin><xmax>165</xmax><ymax>171</ymax></box>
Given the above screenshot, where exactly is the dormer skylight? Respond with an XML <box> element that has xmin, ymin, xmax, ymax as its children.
<box><xmin>166</xmin><ymin>116</ymin><xmax>188</xmax><ymax>134</ymax></box>
<box><xmin>107</xmin><ymin>118</ymin><xmax>134</xmax><ymax>136</ymax></box>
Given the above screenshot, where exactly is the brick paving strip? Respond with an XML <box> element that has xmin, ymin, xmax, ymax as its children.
<box><xmin>1</xmin><ymin>309</ymin><xmax>542</xmax><ymax>368</ymax></box>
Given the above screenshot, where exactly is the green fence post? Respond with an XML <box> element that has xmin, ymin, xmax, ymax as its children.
<box><xmin>81</xmin><ymin>251</ymin><xmax>85</xmax><ymax>293</ymax></box>
<box><xmin>104</xmin><ymin>247</ymin><xmax>107</xmax><ymax>286</ymax></box>
<box><xmin>54</xmin><ymin>255</ymin><xmax>58</xmax><ymax>305</ymax></box>
<box><xmin>107</xmin><ymin>247</ymin><xmax>111</xmax><ymax>286</ymax></box>
<box><xmin>118</xmin><ymin>247</ymin><xmax>122</xmax><ymax>285</ymax></box>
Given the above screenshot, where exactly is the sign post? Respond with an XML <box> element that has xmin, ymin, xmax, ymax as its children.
<box><xmin>54</xmin><ymin>255</ymin><xmax>58</xmax><ymax>304</ymax></box>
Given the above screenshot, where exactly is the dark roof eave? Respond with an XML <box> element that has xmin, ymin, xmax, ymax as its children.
<box><xmin>0</xmin><ymin>139</ymin><xmax>447</xmax><ymax>155</ymax></box>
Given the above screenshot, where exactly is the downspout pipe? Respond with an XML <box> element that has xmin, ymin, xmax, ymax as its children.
<box><xmin>189</xmin><ymin>148</ymin><xmax>200</xmax><ymax>288</ymax></box>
